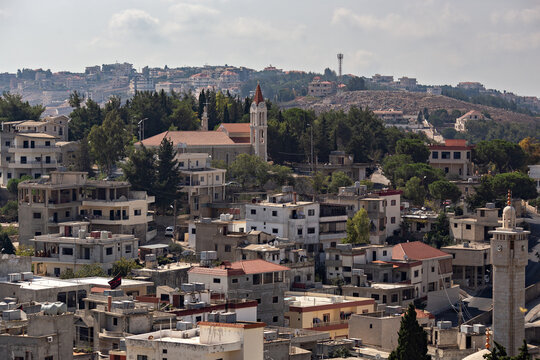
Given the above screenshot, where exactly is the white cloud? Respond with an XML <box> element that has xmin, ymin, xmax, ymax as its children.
<box><xmin>491</xmin><ymin>6</ymin><xmax>540</xmax><ymax>25</ymax></box>
<box><xmin>109</xmin><ymin>9</ymin><xmax>160</xmax><ymax>35</ymax></box>
<box><xmin>349</xmin><ymin>50</ymin><xmax>376</xmax><ymax>71</ymax></box>
<box><xmin>225</xmin><ymin>17</ymin><xmax>306</xmax><ymax>41</ymax></box>
<box><xmin>481</xmin><ymin>32</ymin><xmax>540</xmax><ymax>52</ymax></box>
<box><xmin>168</xmin><ymin>3</ymin><xmax>219</xmax><ymax>22</ymax></box>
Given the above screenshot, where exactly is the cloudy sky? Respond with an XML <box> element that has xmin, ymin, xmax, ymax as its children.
<box><xmin>1</xmin><ymin>0</ymin><xmax>539</xmax><ymax>96</ymax></box>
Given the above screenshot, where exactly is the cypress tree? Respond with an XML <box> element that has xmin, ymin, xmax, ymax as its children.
<box><xmin>155</xmin><ymin>138</ymin><xmax>180</xmax><ymax>211</ymax></box>
<box><xmin>388</xmin><ymin>304</ymin><xmax>429</xmax><ymax>360</ymax></box>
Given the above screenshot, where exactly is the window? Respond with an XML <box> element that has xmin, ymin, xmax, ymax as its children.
<box><xmin>214</xmin><ymin>244</ymin><xmax>218</xmax><ymax>251</ymax></box>
<box><xmin>216</xmin><ymin>175</ymin><xmax>220</xmax><ymax>181</ymax></box>
<box><xmin>195</xmin><ymin>316</ymin><xmax>202</xmax><ymax>322</ymax></box>
<box><xmin>224</xmin><ymin>245</ymin><xmax>231</xmax><ymax>252</ymax></box>
<box><xmin>106</xmin><ymin>247</ymin><xmax>113</xmax><ymax>255</ymax></box>
<box><xmin>383</xmin><ymin>250</ymin><xmax>387</xmax><ymax>256</ymax></box>
<box><xmin>297</xmin><ymin>228</ymin><xmax>303</xmax><ymax>236</ymax></box>
<box><xmin>163</xmin><ymin>349</ymin><xmax>168</xmax><ymax>354</ymax></box>
<box><xmin>62</xmin><ymin>247</ymin><xmax>73</xmax><ymax>256</ymax></box>
<box><xmin>453</xmin><ymin>152</ymin><xmax>461</xmax><ymax>159</ymax></box>
<box><xmin>308</xmin><ymin>209</ymin><xmax>315</xmax><ymax>216</ymax></box>
<box><xmin>33</xmin><ymin>212</ymin><xmax>41</xmax><ymax>219</ymax></box>
<box><xmin>432</xmin><ymin>151</ymin><xmax>439</xmax><ymax>159</ymax></box>
<box><xmin>454</xmin><ymin>223</ymin><xmax>458</xmax><ymax>228</ymax></box>
<box><xmin>391</xmin><ymin>294</ymin><xmax>398</xmax><ymax>303</ymax></box>
<box><xmin>252</xmin><ymin>274</ymin><xmax>261</xmax><ymax>285</ymax></box>
<box><xmin>257</xmin><ymin>298</ymin><xmax>261</xmax><ymax>304</ymax></box>
<box><xmin>371</xmin><ymin>294</ymin><xmax>380</xmax><ymax>300</ymax></box>
<box><xmin>20</xmin><ymin>156</ymin><xmax>27</xmax><ymax>164</ymax></box>
<box><xmin>466</xmin><ymin>151</ymin><xmax>471</xmax><ymax>159</ymax></box>
<box><xmin>273</xmin><ymin>316</ymin><xmax>278</xmax><ymax>323</ymax></box>
<box><xmin>391</xmin><ymin>217</ymin><xmax>396</xmax><ymax>224</ymax></box>
<box><xmin>113</xmin><ymin>318</ymin><xmax>118</xmax><ymax>326</ymax></box>
<box><xmin>251</xmin><ymin>226</ymin><xmax>257</xmax><ymax>231</ymax></box>
<box><xmin>125</xmin><ymin>245</ymin><xmax>132</xmax><ymax>254</ymax></box>
<box><xmin>134</xmin><ymin>209</ymin><xmax>142</xmax><ymax>216</ymax></box>
<box><xmin>35</xmin><ymin>232</ymin><xmax>41</xmax><ymax>236</ymax></box>
<box><xmin>431</xmin><ymin>266</ymin><xmax>435</xmax><ymax>273</ymax></box>
<box><xmin>414</xmin><ymin>270</ymin><xmax>419</xmax><ymax>278</ymax></box>
<box><xmin>65</xmin><ymin>211</ymin><xmax>70</xmax><ymax>218</ymax></box>
<box><xmin>272</xmin><ymin>228</ymin><xmax>278</xmax><ymax>234</ymax></box>
<box><xmin>93</xmin><ymin>210</ymin><xmax>102</xmax><ymax>216</ymax></box>
<box><xmin>444</xmin><ymin>167</ymin><xmax>449</xmax><ymax>174</ymax></box>
<box><xmin>214</xmin><ymin>193</ymin><xmax>219</xmax><ymax>200</ymax></box>
<box><xmin>466</xmin><ymin>224</ymin><xmax>472</xmax><ymax>230</ymax></box>
<box><xmin>213</xmin><ymin>278</ymin><xmax>221</xmax><ymax>283</ymax></box>
<box><xmin>137</xmin><ymin>356</ymin><xmax>148</xmax><ymax>360</ymax></box>
<box><xmin>250</xmin><ymin>209</ymin><xmax>256</xmax><ymax>215</ymax></box>
<box><xmin>441</xmin><ymin>151</ymin><xmax>450</xmax><ymax>159</ymax></box>
<box><xmin>45</xmin><ymin>156</ymin><xmax>51</xmax><ymax>164</ymax></box>
<box><xmin>307</xmin><ymin>227</ymin><xmax>315</xmax><ymax>234</ymax></box>
<box><xmin>272</xmin><ymin>210</ymin><xmax>277</xmax><ymax>216</ymax></box>
<box><xmin>45</xmin><ymin>141</ymin><xmax>50</xmax><ymax>146</ymax></box>
<box><xmin>5</xmin><ymin>141</ymin><xmax>9</xmax><ymax>147</ymax></box>
<box><xmin>45</xmin><ymin>357</ymin><xmax>53</xmax><ymax>360</ymax></box>
<box><xmin>191</xmin><ymin>228</ymin><xmax>196</xmax><ymax>234</ymax></box>
<box><xmin>232</xmin><ymin>278</ymin><xmax>238</xmax><ymax>283</ymax></box>
<box><xmin>7</xmin><ymin>173</ymin><xmax>11</xmax><ymax>179</ymax></box>
<box><xmin>369</xmin><ymin>323</ymin><xmax>373</xmax><ymax>329</ymax></box>
<box><xmin>391</xmin><ymin>199</ymin><xmax>396</xmax><ymax>206</ymax></box>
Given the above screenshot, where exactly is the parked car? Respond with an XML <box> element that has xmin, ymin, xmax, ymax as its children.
<box><xmin>165</xmin><ymin>226</ymin><xmax>174</xmax><ymax>237</ymax></box>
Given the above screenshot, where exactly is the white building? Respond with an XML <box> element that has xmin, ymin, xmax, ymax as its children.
<box><xmin>528</xmin><ymin>164</ymin><xmax>540</xmax><ymax>192</ymax></box>
<box><xmin>455</xmin><ymin>110</ymin><xmax>484</xmax><ymax>132</ymax></box>
<box><xmin>308</xmin><ymin>77</ymin><xmax>336</xmax><ymax>97</ymax></box>
<box><xmin>126</xmin><ymin>321</ymin><xmax>265</xmax><ymax>360</ymax></box>
<box><xmin>245</xmin><ymin>190</ymin><xmax>319</xmax><ymax>248</ymax></box>
<box><xmin>31</xmin><ymin>222</ymin><xmax>138</xmax><ymax>277</ymax></box>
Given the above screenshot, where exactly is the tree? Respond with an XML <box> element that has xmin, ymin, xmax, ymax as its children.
<box><xmin>1</xmin><ymin>200</ymin><xmax>18</xmax><ymax>221</ymax></box>
<box><xmin>519</xmin><ymin>137</ymin><xmax>540</xmax><ymax>165</ymax></box>
<box><xmin>168</xmin><ymin>100</ymin><xmax>199</xmax><ymax>130</ymax></box>
<box><xmin>330</xmin><ymin>347</ymin><xmax>351</xmax><ymax>358</ymax></box>
<box><xmin>0</xmin><ymin>233</ymin><xmax>15</xmax><ymax>254</ymax></box>
<box><xmin>271</xmin><ymin>164</ymin><xmax>293</xmax><ymax>186</ymax></box>
<box><xmin>155</xmin><ymin>137</ymin><xmax>180</xmax><ymax>211</ymax></box>
<box><xmin>327</xmin><ymin>171</ymin><xmax>353</xmax><ymax>193</ymax></box>
<box><xmin>483</xmin><ymin>340</ymin><xmax>531</xmax><ymax>360</ymax></box>
<box><xmin>388</xmin><ymin>303</ymin><xmax>429</xmax><ymax>360</ymax></box>
<box><xmin>395</xmin><ymin>139</ymin><xmax>430</xmax><ymax>163</ymax></box>
<box><xmin>429</xmin><ymin>180</ymin><xmax>462</xmax><ymax>204</ymax></box>
<box><xmin>88</xmin><ymin>110</ymin><xmax>130</xmax><ymax>175</ymax></box>
<box><xmin>112</xmin><ymin>257</ymin><xmax>141</xmax><ymax>277</ymax></box>
<box><xmin>16</xmin><ymin>245</ymin><xmax>34</xmax><ymax>257</ymax></box>
<box><xmin>228</xmin><ymin>154</ymin><xmax>271</xmax><ymax>189</ymax></box>
<box><xmin>491</xmin><ymin>172</ymin><xmax>537</xmax><ymax>200</ymax></box>
<box><xmin>474</xmin><ymin>140</ymin><xmax>527</xmax><ymax>173</ymax></box>
<box><xmin>404</xmin><ymin>177</ymin><xmax>427</xmax><ymax>206</ymax></box>
<box><xmin>122</xmin><ymin>145</ymin><xmax>157</xmax><ymax>193</ymax></box>
<box><xmin>344</xmin><ymin>208</ymin><xmax>370</xmax><ymax>245</ymax></box>
<box><xmin>60</xmin><ymin>264</ymin><xmax>107</xmax><ymax>279</ymax></box>
<box><xmin>382</xmin><ymin>154</ymin><xmax>413</xmax><ymax>187</ymax></box>
<box><xmin>7</xmin><ymin>175</ymin><xmax>32</xmax><ymax>195</ymax></box>
<box><xmin>0</xmin><ymin>92</ymin><xmax>44</xmax><ymax>122</ymax></box>
<box><xmin>74</xmin><ymin>136</ymin><xmax>94</xmax><ymax>175</ymax></box>
<box><xmin>424</xmin><ymin>212</ymin><xmax>452</xmax><ymax>248</ymax></box>
<box><xmin>311</xmin><ymin>171</ymin><xmax>328</xmax><ymax>197</ymax></box>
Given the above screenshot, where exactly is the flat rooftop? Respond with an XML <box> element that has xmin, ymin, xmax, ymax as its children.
<box><xmin>442</xmin><ymin>243</ymin><xmax>491</xmax><ymax>250</ymax></box>
<box><xmin>286</xmin><ymin>294</ymin><xmax>370</xmax><ymax>307</ymax></box>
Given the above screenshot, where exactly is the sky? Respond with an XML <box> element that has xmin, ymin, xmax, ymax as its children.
<box><xmin>0</xmin><ymin>0</ymin><xmax>539</xmax><ymax>96</ymax></box>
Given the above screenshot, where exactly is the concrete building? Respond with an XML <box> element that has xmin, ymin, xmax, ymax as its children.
<box><xmin>457</xmin><ymin>82</ymin><xmax>485</xmax><ymax>91</ymax></box>
<box><xmin>128</xmin><ymin>77</ymin><xmax>154</xmax><ymax>95</ymax></box>
<box><xmin>18</xmin><ymin>171</ymin><xmax>155</xmax><ymax>244</ymax></box>
<box><xmin>126</xmin><ymin>320</ymin><xmax>265</xmax><ymax>360</ymax></box>
<box><xmin>528</xmin><ymin>164</ymin><xmax>540</xmax><ymax>192</ymax></box>
<box><xmin>401</xmin><ymin>208</ymin><xmax>439</xmax><ymax>238</ymax></box>
<box><xmin>490</xmin><ymin>196</ymin><xmax>529</xmax><ymax>356</ymax></box>
<box><xmin>188</xmin><ymin>260</ymin><xmax>290</xmax><ymax>326</ymax></box>
<box><xmin>348</xmin><ymin>309</ymin><xmax>435</xmax><ymax>352</ymax></box>
<box><xmin>429</xmin><ymin>139</ymin><xmax>474</xmax><ymax>179</ymax></box>
<box><xmin>0</xmin><ymin>310</ymin><xmax>74</xmax><ymax>360</ymax></box>
<box><xmin>308</xmin><ymin>77</ymin><xmax>336</xmax><ymax>97</ymax></box>
<box><xmin>31</xmin><ymin>222</ymin><xmax>138</xmax><ymax>277</ymax></box>
<box><xmin>285</xmin><ymin>292</ymin><xmax>375</xmax><ymax>339</ymax></box>
<box><xmin>294</xmin><ymin>151</ymin><xmax>370</xmax><ymax>182</ymax></box>
<box><xmin>177</xmin><ymin>152</ymin><xmax>226</xmax><ymax>217</ymax></box>
<box><xmin>137</xmin><ymin>84</ymin><xmax>267</xmax><ymax>165</ymax></box>
<box><xmin>455</xmin><ymin>110</ymin><xmax>485</xmax><ymax>132</ymax></box>
<box><xmin>0</xmin><ymin>116</ymin><xmax>72</xmax><ymax>185</ymax></box>
<box><xmin>373</xmin><ymin>110</ymin><xmax>407</xmax><ymax>126</ymax></box>
<box><xmin>245</xmin><ymin>191</ymin><xmax>320</xmax><ymax>251</ymax></box>
<box><xmin>442</xmin><ymin>242</ymin><xmax>491</xmax><ymax>290</ymax></box>
<box><xmin>131</xmin><ymin>262</ymin><xmax>192</xmax><ymax>293</ymax></box>
<box><xmin>449</xmin><ymin>204</ymin><xmax>499</xmax><ymax>243</ymax></box>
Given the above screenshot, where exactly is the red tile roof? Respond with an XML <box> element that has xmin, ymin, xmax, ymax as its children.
<box><xmin>253</xmin><ymin>84</ymin><xmax>264</xmax><ymax>105</ymax></box>
<box><xmin>218</xmin><ymin>123</ymin><xmax>250</xmax><ymax>134</ymax></box>
<box><xmin>138</xmin><ymin>131</ymin><xmax>237</xmax><ymax>147</ymax></box>
<box><xmin>189</xmin><ymin>260</ymin><xmax>290</xmax><ymax>276</ymax></box>
<box><xmin>392</xmin><ymin>241</ymin><xmax>451</xmax><ymax>261</ymax></box>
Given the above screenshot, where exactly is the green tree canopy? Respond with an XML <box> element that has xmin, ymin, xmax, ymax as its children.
<box><xmin>344</xmin><ymin>208</ymin><xmax>370</xmax><ymax>245</ymax></box>
<box><xmin>122</xmin><ymin>145</ymin><xmax>157</xmax><ymax>194</ymax></box>
<box><xmin>467</xmin><ymin>172</ymin><xmax>537</xmax><ymax>209</ymax></box>
<box><xmin>396</xmin><ymin>138</ymin><xmax>430</xmax><ymax>163</ymax></box>
<box><xmin>0</xmin><ymin>92</ymin><xmax>44</xmax><ymax>122</ymax></box>
<box><xmin>483</xmin><ymin>340</ymin><xmax>531</xmax><ymax>360</ymax></box>
<box><xmin>112</xmin><ymin>257</ymin><xmax>141</xmax><ymax>277</ymax></box>
<box><xmin>60</xmin><ymin>264</ymin><xmax>107</xmax><ymax>279</ymax></box>
<box><xmin>0</xmin><ymin>233</ymin><xmax>15</xmax><ymax>254</ymax></box>
<box><xmin>474</xmin><ymin>139</ymin><xmax>527</xmax><ymax>173</ymax></box>
<box><xmin>382</xmin><ymin>154</ymin><xmax>413</xmax><ymax>187</ymax></box>
<box><xmin>388</xmin><ymin>303</ymin><xmax>429</xmax><ymax>360</ymax></box>
<box><xmin>7</xmin><ymin>175</ymin><xmax>32</xmax><ymax>195</ymax></box>
<box><xmin>155</xmin><ymin>137</ymin><xmax>181</xmax><ymax>210</ymax></box>
<box><xmin>403</xmin><ymin>177</ymin><xmax>427</xmax><ymax>206</ymax></box>
<box><xmin>424</xmin><ymin>212</ymin><xmax>452</xmax><ymax>248</ymax></box>
<box><xmin>429</xmin><ymin>180</ymin><xmax>462</xmax><ymax>204</ymax></box>
<box><xmin>327</xmin><ymin>171</ymin><xmax>353</xmax><ymax>193</ymax></box>
<box><xmin>228</xmin><ymin>154</ymin><xmax>271</xmax><ymax>189</ymax></box>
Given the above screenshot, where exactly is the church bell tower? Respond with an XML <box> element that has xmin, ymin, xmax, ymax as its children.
<box><xmin>489</xmin><ymin>191</ymin><xmax>529</xmax><ymax>356</ymax></box>
<box><xmin>250</xmin><ymin>83</ymin><xmax>267</xmax><ymax>161</ymax></box>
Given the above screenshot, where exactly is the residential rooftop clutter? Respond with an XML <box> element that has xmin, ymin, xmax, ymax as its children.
<box><xmin>17</xmin><ymin>171</ymin><xmax>155</xmax><ymax>244</ymax></box>
<box><xmin>31</xmin><ymin>222</ymin><xmax>138</xmax><ymax>277</ymax></box>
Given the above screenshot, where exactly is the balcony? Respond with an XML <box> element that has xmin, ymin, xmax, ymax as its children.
<box><xmin>8</xmin><ymin>160</ymin><xmax>57</xmax><ymax>168</ymax></box>
<box><xmin>8</xmin><ymin>146</ymin><xmax>60</xmax><ymax>153</ymax></box>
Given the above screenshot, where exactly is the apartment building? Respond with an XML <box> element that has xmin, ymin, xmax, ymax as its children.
<box><xmin>285</xmin><ymin>292</ymin><xmax>375</xmax><ymax>339</ymax></box>
<box><xmin>450</xmin><ymin>204</ymin><xmax>499</xmax><ymax>243</ymax></box>
<box><xmin>455</xmin><ymin>110</ymin><xmax>484</xmax><ymax>132</ymax></box>
<box><xmin>126</xmin><ymin>320</ymin><xmax>265</xmax><ymax>360</ymax></box>
<box><xmin>429</xmin><ymin>139</ymin><xmax>474</xmax><ymax>179</ymax></box>
<box><xmin>177</xmin><ymin>152</ymin><xmax>226</xmax><ymax>217</ymax></box>
<box><xmin>308</xmin><ymin>77</ymin><xmax>336</xmax><ymax>97</ymax></box>
<box><xmin>188</xmin><ymin>260</ymin><xmax>290</xmax><ymax>325</ymax></box>
<box><xmin>245</xmin><ymin>190</ymin><xmax>320</xmax><ymax>251</ymax></box>
<box><xmin>373</xmin><ymin>109</ymin><xmax>407</xmax><ymax>125</ymax></box>
<box><xmin>442</xmin><ymin>242</ymin><xmax>491</xmax><ymax>290</ymax></box>
<box><xmin>18</xmin><ymin>171</ymin><xmax>155</xmax><ymax>244</ymax></box>
<box><xmin>31</xmin><ymin>222</ymin><xmax>138</xmax><ymax>277</ymax></box>
<box><xmin>0</xmin><ymin>309</ymin><xmax>74</xmax><ymax>360</ymax></box>
<box><xmin>0</xmin><ymin>116</ymin><xmax>71</xmax><ymax>185</ymax></box>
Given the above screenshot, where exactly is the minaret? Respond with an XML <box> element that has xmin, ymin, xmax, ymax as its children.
<box><xmin>489</xmin><ymin>191</ymin><xmax>528</xmax><ymax>356</ymax></box>
<box><xmin>250</xmin><ymin>83</ymin><xmax>267</xmax><ymax>161</ymax></box>
<box><xmin>201</xmin><ymin>105</ymin><xmax>208</xmax><ymax>131</ymax></box>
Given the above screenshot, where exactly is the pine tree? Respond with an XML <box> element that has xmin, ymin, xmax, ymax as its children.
<box><xmin>223</xmin><ymin>105</ymin><xmax>230</xmax><ymax>123</ymax></box>
<box><xmin>122</xmin><ymin>145</ymin><xmax>156</xmax><ymax>194</ymax></box>
<box><xmin>198</xmin><ymin>90</ymin><xmax>206</xmax><ymax>119</ymax></box>
<box><xmin>389</xmin><ymin>304</ymin><xmax>429</xmax><ymax>360</ymax></box>
<box><xmin>155</xmin><ymin>138</ymin><xmax>180</xmax><ymax>211</ymax></box>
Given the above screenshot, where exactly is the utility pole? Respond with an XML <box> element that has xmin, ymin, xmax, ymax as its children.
<box><xmin>138</xmin><ymin>118</ymin><xmax>148</xmax><ymax>141</ymax></box>
<box><xmin>173</xmin><ymin>199</ymin><xmax>177</xmax><ymax>241</ymax></box>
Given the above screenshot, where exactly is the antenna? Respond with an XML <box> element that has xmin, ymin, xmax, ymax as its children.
<box><xmin>337</xmin><ymin>53</ymin><xmax>344</xmax><ymax>79</ymax></box>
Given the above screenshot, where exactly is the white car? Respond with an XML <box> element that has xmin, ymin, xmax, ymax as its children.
<box><xmin>164</xmin><ymin>226</ymin><xmax>174</xmax><ymax>237</ymax></box>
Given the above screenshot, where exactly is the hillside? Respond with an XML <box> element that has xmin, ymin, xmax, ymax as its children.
<box><xmin>284</xmin><ymin>90</ymin><xmax>539</xmax><ymax>126</ymax></box>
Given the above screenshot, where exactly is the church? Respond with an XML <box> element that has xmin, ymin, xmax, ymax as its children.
<box><xmin>137</xmin><ymin>84</ymin><xmax>267</xmax><ymax>165</ymax></box>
